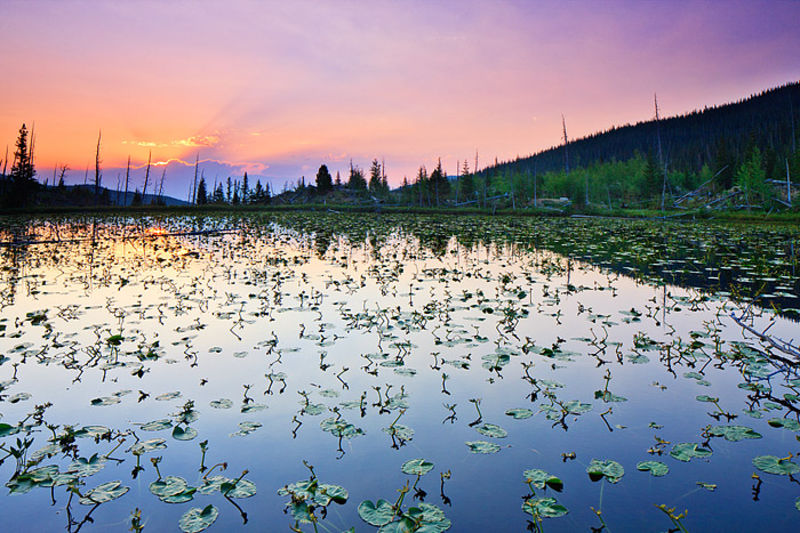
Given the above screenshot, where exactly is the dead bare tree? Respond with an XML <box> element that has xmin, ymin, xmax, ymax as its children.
<box><xmin>191</xmin><ymin>154</ymin><xmax>199</xmax><ymax>204</ymax></box>
<box><xmin>123</xmin><ymin>156</ymin><xmax>130</xmax><ymax>206</ymax></box>
<box><xmin>94</xmin><ymin>130</ymin><xmax>102</xmax><ymax>202</ymax></box>
<box><xmin>142</xmin><ymin>151</ymin><xmax>152</xmax><ymax>200</ymax></box>
<box><xmin>787</xmin><ymin>158</ymin><xmax>792</xmax><ymax>206</ymax></box>
<box><xmin>654</xmin><ymin>93</ymin><xmax>668</xmax><ymax>211</ymax></box>
<box><xmin>730</xmin><ymin>305</ymin><xmax>800</xmax><ymax>364</ymax></box>
<box><xmin>158</xmin><ymin>167</ymin><xmax>167</xmax><ymax>204</ymax></box>
<box><xmin>561</xmin><ymin>114</ymin><xmax>569</xmax><ymax>175</ymax></box>
<box><xmin>58</xmin><ymin>164</ymin><xmax>69</xmax><ymax>188</ymax></box>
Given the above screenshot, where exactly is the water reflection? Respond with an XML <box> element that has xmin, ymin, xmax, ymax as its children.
<box><xmin>0</xmin><ymin>215</ymin><xmax>798</xmax><ymax>532</ymax></box>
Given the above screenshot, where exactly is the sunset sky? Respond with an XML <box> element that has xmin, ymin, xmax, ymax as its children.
<box><xmin>1</xmin><ymin>0</ymin><xmax>798</xmax><ymax>199</ymax></box>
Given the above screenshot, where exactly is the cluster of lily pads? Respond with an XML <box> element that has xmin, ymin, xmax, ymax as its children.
<box><xmin>0</xmin><ymin>213</ymin><xmax>799</xmax><ymax>531</ymax></box>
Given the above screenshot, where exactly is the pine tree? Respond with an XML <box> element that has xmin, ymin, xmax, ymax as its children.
<box><xmin>459</xmin><ymin>160</ymin><xmax>475</xmax><ymax>202</ymax></box>
<box><xmin>316</xmin><ymin>164</ymin><xmax>333</xmax><ymax>194</ymax></box>
<box><xmin>213</xmin><ymin>184</ymin><xmax>225</xmax><ymax>203</ymax></box>
<box><xmin>196</xmin><ymin>176</ymin><xmax>208</xmax><ymax>204</ymax></box>
<box><xmin>368</xmin><ymin>159</ymin><xmax>383</xmax><ymax>194</ymax></box>
<box><xmin>736</xmin><ymin>146</ymin><xmax>768</xmax><ymax>207</ymax></box>
<box><xmin>241</xmin><ymin>172</ymin><xmax>249</xmax><ymax>204</ymax></box>
<box><xmin>429</xmin><ymin>158</ymin><xmax>449</xmax><ymax>206</ymax></box>
<box><xmin>348</xmin><ymin>164</ymin><xmax>367</xmax><ymax>190</ymax></box>
<box><xmin>8</xmin><ymin>123</ymin><xmax>38</xmax><ymax>205</ymax></box>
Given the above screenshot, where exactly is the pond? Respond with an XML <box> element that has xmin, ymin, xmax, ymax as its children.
<box><xmin>0</xmin><ymin>213</ymin><xmax>799</xmax><ymax>532</ymax></box>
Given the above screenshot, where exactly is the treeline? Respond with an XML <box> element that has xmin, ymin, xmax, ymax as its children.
<box><xmin>476</xmin><ymin>82</ymin><xmax>800</xmax><ymax>202</ymax></box>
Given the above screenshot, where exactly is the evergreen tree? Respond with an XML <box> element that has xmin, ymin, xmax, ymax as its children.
<box><xmin>335</xmin><ymin>171</ymin><xmax>341</xmax><ymax>187</ymax></box>
<box><xmin>348</xmin><ymin>164</ymin><xmax>367</xmax><ymax>190</ymax></box>
<box><xmin>196</xmin><ymin>176</ymin><xmax>208</xmax><ymax>204</ymax></box>
<box><xmin>241</xmin><ymin>172</ymin><xmax>249</xmax><ymax>204</ymax></box>
<box><xmin>736</xmin><ymin>146</ymin><xmax>768</xmax><ymax>207</ymax></box>
<box><xmin>254</xmin><ymin>179</ymin><xmax>264</xmax><ymax>202</ymax></box>
<box><xmin>429</xmin><ymin>158</ymin><xmax>449</xmax><ymax>206</ymax></box>
<box><xmin>641</xmin><ymin>150</ymin><xmax>661</xmax><ymax>200</ymax></box>
<box><xmin>226</xmin><ymin>177</ymin><xmax>232</xmax><ymax>203</ymax></box>
<box><xmin>213</xmin><ymin>184</ymin><xmax>225</xmax><ymax>203</ymax></box>
<box><xmin>713</xmin><ymin>137</ymin><xmax>736</xmax><ymax>189</ymax></box>
<box><xmin>316</xmin><ymin>164</ymin><xmax>333</xmax><ymax>194</ymax></box>
<box><xmin>8</xmin><ymin>123</ymin><xmax>38</xmax><ymax>205</ymax></box>
<box><xmin>459</xmin><ymin>160</ymin><xmax>475</xmax><ymax>202</ymax></box>
<box><xmin>131</xmin><ymin>188</ymin><xmax>142</xmax><ymax>206</ymax></box>
<box><xmin>415</xmin><ymin>166</ymin><xmax>428</xmax><ymax>206</ymax></box>
<box><xmin>368</xmin><ymin>159</ymin><xmax>383</xmax><ymax>194</ymax></box>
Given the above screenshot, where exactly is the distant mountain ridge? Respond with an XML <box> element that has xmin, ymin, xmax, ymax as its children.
<box><xmin>48</xmin><ymin>184</ymin><xmax>189</xmax><ymax>207</ymax></box>
<box><xmin>486</xmin><ymin>81</ymin><xmax>800</xmax><ymax>182</ymax></box>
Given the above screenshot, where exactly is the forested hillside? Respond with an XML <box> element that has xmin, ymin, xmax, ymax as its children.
<box><xmin>432</xmin><ymin>82</ymin><xmax>800</xmax><ymax>209</ymax></box>
<box><xmin>489</xmin><ymin>82</ymin><xmax>799</xmax><ymax>185</ymax></box>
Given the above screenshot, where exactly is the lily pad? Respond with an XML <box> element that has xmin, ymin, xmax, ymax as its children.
<box><xmin>320</xmin><ymin>417</ymin><xmax>364</xmax><ymax>438</ymax></box>
<box><xmin>505</xmin><ymin>408</ymin><xmax>534</xmax><ymax>419</ymax></box>
<box><xmin>150</xmin><ymin>476</ymin><xmax>188</xmax><ymax>499</ymax></box>
<box><xmin>475</xmin><ymin>423</ymin><xmax>508</xmax><ymax>439</ymax></box>
<box><xmin>139</xmin><ymin>419</ymin><xmax>172</xmax><ymax>431</ymax></box>
<box><xmin>358</xmin><ymin>499</ymin><xmax>395</xmax><ymax>526</ymax></box>
<box><xmin>209</xmin><ymin>399</ymin><xmax>233</xmax><ymax>409</ymax></box>
<box><xmin>302</xmin><ymin>403</ymin><xmax>326</xmax><ymax>416</ymax></box>
<box><xmin>241</xmin><ymin>403</ymin><xmax>267</xmax><ymax>413</ymax></box>
<box><xmin>708</xmin><ymin>425</ymin><xmax>762</xmax><ymax>442</ymax></box>
<box><xmin>586</xmin><ymin>459</ymin><xmax>624</xmax><ymax>483</ymax></box>
<box><xmin>156</xmin><ymin>391</ymin><xmax>182</xmax><ymax>401</ymax></box>
<box><xmin>0</xmin><ymin>423</ymin><xmax>19</xmax><ymax>437</ymax></box>
<box><xmin>522</xmin><ymin>497</ymin><xmax>569</xmax><ymax>518</ymax></box>
<box><xmin>172</xmin><ymin>426</ymin><xmax>198</xmax><ymax>441</ymax></box>
<box><xmin>401</xmin><ymin>459</ymin><xmax>434</xmax><ymax>476</ymax></box>
<box><xmin>696</xmin><ymin>395</ymin><xmax>719</xmax><ymax>403</ymax></box>
<box><xmin>465</xmin><ymin>441</ymin><xmax>501</xmax><ymax>454</ymax></box>
<box><xmin>752</xmin><ymin>455</ymin><xmax>800</xmax><ymax>476</ymax></box>
<box><xmin>222</xmin><ymin>478</ymin><xmax>257</xmax><ymax>498</ymax></box>
<box><xmin>66</xmin><ymin>455</ymin><xmax>106</xmax><ymax>477</ymax></box>
<box><xmin>670</xmin><ymin>443</ymin><xmax>713</xmax><ymax>462</ymax></box>
<box><xmin>523</xmin><ymin>469</ymin><xmax>564</xmax><ymax>491</ymax></box>
<box><xmin>128</xmin><ymin>438</ymin><xmax>167</xmax><ymax>455</ymax></box>
<box><xmin>79</xmin><ymin>480</ymin><xmax>129</xmax><ymax>505</ymax></box>
<box><xmin>90</xmin><ymin>396</ymin><xmax>121</xmax><ymax>406</ymax></box>
<box><xmin>382</xmin><ymin>424</ymin><xmax>414</xmax><ymax>440</ymax></box>
<box><xmin>767</xmin><ymin>418</ymin><xmax>800</xmax><ymax>431</ymax></box>
<box><xmin>636</xmin><ymin>461</ymin><xmax>669</xmax><ymax>477</ymax></box>
<box><xmin>319</xmin><ymin>483</ymin><xmax>348</xmax><ymax>505</ymax></box>
<box><xmin>179</xmin><ymin>504</ymin><xmax>219</xmax><ymax>533</ymax></box>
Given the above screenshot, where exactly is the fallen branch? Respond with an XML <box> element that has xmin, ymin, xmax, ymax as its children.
<box><xmin>730</xmin><ymin>309</ymin><xmax>800</xmax><ymax>363</ymax></box>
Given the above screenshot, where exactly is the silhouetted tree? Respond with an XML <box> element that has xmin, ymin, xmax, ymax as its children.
<box><xmin>196</xmin><ymin>176</ymin><xmax>208</xmax><ymax>204</ymax></box>
<box><xmin>316</xmin><ymin>164</ymin><xmax>333</xmax><ymax>194</ymax></box>
<box><xmin>7</xmin><ymin>123</ymin><xmax>38</xmax><ymax>206</ymax></box>
<box><xmin>348</xmin><ymin>162</ymin><xmax>367</xmax><ymax>191</ymax></box>
<box><xmin>368</xmin><ymin>159</ymin><xmax>383</xmax><ymax>194</ymax></box>
<box><xmin>429</xmin><ymin>158</ymin><xmax>449</xmax><ymax>206</ymax></box>
<box><xmin>212</xmin><ymin>183</ymin><xmax>225</xmax><ymax>203</ymax></box>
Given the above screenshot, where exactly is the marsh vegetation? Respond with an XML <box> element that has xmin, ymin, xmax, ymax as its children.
<box><xmin>0</xmin><ymin>213</ymin><xmax>798</xmax><ymax>531</ymax></box>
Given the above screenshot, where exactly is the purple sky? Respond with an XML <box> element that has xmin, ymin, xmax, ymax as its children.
<box><xmin>1</xmin><ymin>0</ymin><xmax>798</xmax><ymax>198</ymax></box>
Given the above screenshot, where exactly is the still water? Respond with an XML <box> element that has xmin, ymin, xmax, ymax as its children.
<box><xmin>0</xmin><ymin>214</ymin><xmax>798</xmax><ymax>532</ymax></box>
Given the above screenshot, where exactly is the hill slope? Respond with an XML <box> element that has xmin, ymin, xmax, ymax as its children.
<box><xmin>486</xmin><ymin>82</ymin><xmax>799</xmax><ymax>186</ymax></box>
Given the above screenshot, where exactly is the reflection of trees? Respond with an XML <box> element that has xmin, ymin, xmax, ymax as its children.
<box><xmin>0</xmin><ymin>220</ymin><xmax>36</xmax><ymax>308</ymax></box>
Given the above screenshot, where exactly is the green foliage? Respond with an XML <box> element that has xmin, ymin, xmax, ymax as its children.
<box><xmin>586</xmin><ymin>459</ymin><xmax>624</xmax><ymax>483</ymax></box>
<box><xmin>736</xmin><ymin>146</ymin><xmax>769</xmax><ymax>206</ymax></box>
